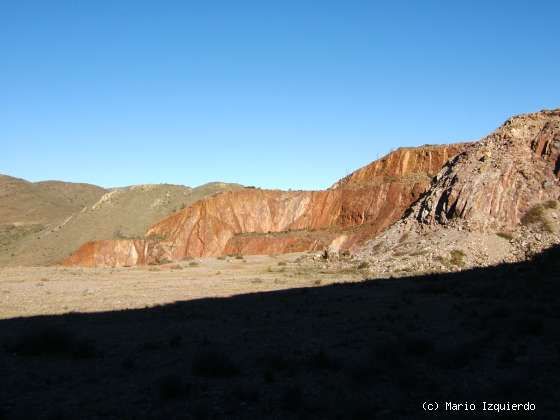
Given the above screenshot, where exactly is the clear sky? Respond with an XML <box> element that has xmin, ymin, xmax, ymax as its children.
<box><xmin>1</xmin><ymin>1</ymin><xmax>559</xmax><ymax>190</ymax></box>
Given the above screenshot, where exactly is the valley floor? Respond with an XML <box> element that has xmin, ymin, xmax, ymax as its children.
<box><xmin>0</xmin><ymin>253</ymin><xmax>363</xmax><ymax>319</ymax></box>
<box><xmin>0</xmin><ymin>248</ymin><xmax>558</xmax><ymax>419</ymax></box>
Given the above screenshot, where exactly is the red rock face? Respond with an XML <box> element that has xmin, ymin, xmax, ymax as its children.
<box><xmin>63</xmin><ymin>144</ymin><xmax>467</xmax><ymax>267</ymax></box>
<box><xmin>63</xmin><ymin>240</ymin><xmax>151</xmax><ymax>268</ymax></box>
<box><xmin>414</xmin><ymin>110</ymin><xmax>560</xmax><ymax>231</ymax></box>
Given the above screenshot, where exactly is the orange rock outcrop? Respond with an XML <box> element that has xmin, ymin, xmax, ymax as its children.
<box><xmin>64</xmin><ymin>144</ymin><xmax>467</xmax><ymax>266</ymax></box>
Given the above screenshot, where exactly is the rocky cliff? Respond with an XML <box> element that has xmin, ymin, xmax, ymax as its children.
<box><xmin>414</xmin><ymin>109</ymin><xmax>560</xmax><ymax>230</ymax></box>
<box><xmin>64</xmin><ymin>143</ymin><xmax>466</xmax><ymax>266</ymax></box>
<box><xmin>354</xmin><ymin>109</ymin><xmax>560</xmax><ymax>275</ymax></box>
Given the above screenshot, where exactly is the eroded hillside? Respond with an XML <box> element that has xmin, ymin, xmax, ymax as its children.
<box><xmin>353</xmin><ymin>109</ymin><xmax>560</xmax><ymax>274</ymax></box>
<box><xmin>1</xmin><ymin>181</ymin><xmax>243</xmax><ymax>266</ymax></box>
<box><xmin>64</xmin><ymin>144</ymin><xmax>466</xmax><ymax>267</ymax></box>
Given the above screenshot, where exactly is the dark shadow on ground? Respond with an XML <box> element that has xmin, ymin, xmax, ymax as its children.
<box><xmin>1</xmin><ymin>246</ymin><xmax>559</xmax><ymax>420</ymax></box>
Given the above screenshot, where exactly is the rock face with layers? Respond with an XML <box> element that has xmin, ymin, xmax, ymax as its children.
<box><xmin>64</xmin><ymin>144</ymin><xmax>467</xmax><ymax>267</ymax></box>
<box><xmin>414</xmin><ymin>110</ymin><xmax>560</xmax><ymax>231</ymax></box>
<box><xmin>354</xmin><ymin>109</ymin><xmax>560</xmax><ymax>274</ymax></box>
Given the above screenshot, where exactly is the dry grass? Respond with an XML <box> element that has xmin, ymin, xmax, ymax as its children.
<box><xmin>521</xmin><ymin>203</ymin><xmax>554</xmax><ymax>232</ymax></box>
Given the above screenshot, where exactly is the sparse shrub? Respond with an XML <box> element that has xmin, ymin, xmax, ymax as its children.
<box><xmin>357</xmin><ymin>262</ymin><xmax>369</xmax><ymax>270</ymax></box>
<box><xmin>522</xmin><ymin>204</ymin><xmax>555</xmax><ymax>233</ymax></box>
<box><xmin>497</xmin><ymin>232</ymin><xmax>514</xmax><ymax>241</ymax></box>
<box><xmin>217</xmin><ymin>256</ymin><xmax>226</xmax><ymax>260</ymax></box>
<box><xmin>313</xmin><ymin>279</ymin><xmax>322</xmax><ymax>286</ymax></box>
<box><xmin>235</xmin><ymin>255</ymin><xmax>244</xmax><ymax>260</ymax></box>
<box><xmin>192</xmin><ymin>349</ymin><xmax>239</xmax><ymax>378</ymax></box>
<box><xmin>170</xmin><ymin>264</ymin><xmax>183</xmax><ymax>270</ymax></box>
<box><xmin>449</xmin><ymin>249</ymin><xmax>466</xmax><ymax>267</ymax></box>
<box><xmin>521</xmin><ymin>204</ymin><xmax>558</xmax><ymax>233</ymax></box>
<box><xmin>522</xmin><ymin>204</ymin><xmax>545</xmax><ymax>226</ymax></box>
<box><xmin>277</xmin><ymin>261</ymin><xmax>287</xmax><ymax>266</ymax></box>
<box><xmin>189</xmin><ymin>261</ymin><xmax>199</xmax><ymax>267</ymax></box>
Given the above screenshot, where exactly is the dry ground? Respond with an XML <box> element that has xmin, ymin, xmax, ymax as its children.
<box><xmin>0</xmin><ymin>253</ymin><xmax>364</xmax><ymax>319</ymax></box>
<box><xmin>0</xmin><ymin>248</ymin><xmax>559</xmax><ymax>419</ymax></box>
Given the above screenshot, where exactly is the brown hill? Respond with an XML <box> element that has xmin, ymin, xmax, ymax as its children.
<box><xmin>1</xmin><ymin>180</ymin><xmax>243</xmax><ymax>266</ymax></box>
<box><xmin>64</xmin><ymin>144</ymin><xmax>466</xmax><ymax>267</ymax></box>
<box><xmin>354</xmin><ymin>109</ymin><xmax>560</xmax><ymax>274</ymax></box>
<box><xmin>0</xmin><ymin>175</ymin><xmax>106</xmax><ymax>225</ymax></box>
<box><xmin>0</xmin><ymin>175</ymin><xmax>107</xmax><ymax>265</ymax></box>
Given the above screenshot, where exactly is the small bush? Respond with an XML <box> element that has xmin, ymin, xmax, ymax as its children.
<box><xmin>217</xmin><ymin>256</ymin><xmax>226</xmax><ymax>260</ymax></box>
<box><xmin>277</xmin><ymin>261</ymin><xmax>287</xmax><ymax>266</ymax></box>
<box><xmin>543</xmin><ymin>200</ymin><xmax>558</xmax><ymax>209</ymax></box>
<box><xmin>449</xmin><ymin>250</ymin><xmax>466</xmax><ymax>267</ymax></box>
<box><xmin>522</xmin><ymin>204</ymin><xmax>546</xmax><ymax>226</ymax></box>
<box><xmin>521</xmin><ymin>204</ymin><xmax>554</xmax><ymax>232</ymax></box>
<box><xmin>235</xmin><ymin>255</ymin><xmax>244</xmax><ymax>260</ymax></box>
<box><xmin>357</xmin><ymin>262</ymin><xmax>369</xmax><ymax>270</ymax></box>
<box><xmin>189</xmin><ymin>261</ymin><xmax>199</xmax><ymax>267</ymax></box>
<box><xmin>192</xmin><ymin>349</ymin><xmax>239</xmax><ymax>378</ymax></box>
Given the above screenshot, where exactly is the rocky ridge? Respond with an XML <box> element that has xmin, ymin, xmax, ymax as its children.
<box><xmin>64</xmin><ymin>144</ymin><xmax>466</xmax><ymax>267</ymax></box>
<box><xmin>348</xmin><ymin>109</ymin><xmax>560</xmax><ymax>275</ymax></box>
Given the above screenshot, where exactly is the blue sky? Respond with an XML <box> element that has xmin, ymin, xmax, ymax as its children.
<box><xmin>1</xmin><ymin>1</ymin><xmax>558</xmax><ymax>190</ymax></box>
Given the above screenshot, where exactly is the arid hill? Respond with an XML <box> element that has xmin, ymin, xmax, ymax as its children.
<box><xmin>353</xmin><ymin>109</ymin><xmax>560</xmax><ymax>274</ymax></box>
<box><xmin>0</xmin><ymin>175</ymin><xmax>106</xmax><ymax>226</ymax></box>
<box><xmin>0</xmin><ymin>176</ymin><xmax>106</xmax><ymax>266</ymax></box>
<box><xmin>0</xmin><ymin>179</ymin><xmax>243</xmax><ymax>266</ymax></box>
<box><xmin>64</xmin><ymin>144</ymin><xmax>466</xmax><ymax>267</ymax></box>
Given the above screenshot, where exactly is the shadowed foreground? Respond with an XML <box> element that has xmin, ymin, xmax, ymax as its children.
<box><xmin>1</xmin><ymin>247</ymin><xmax>559</xmax><ymax>419</ymax></box>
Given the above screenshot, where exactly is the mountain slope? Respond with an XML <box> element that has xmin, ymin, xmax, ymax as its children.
<box><xmin>1</xmin><ymin>180</ymin><xmax>243</xmax><ymax>266</ymax></box>
<box><xmin>64</xmin><ymin>144</ymin><xmax>466</xmax><ymax>267</ymax></box>
<box><xmin>0</xmin><ymin>175</ymin><xmax>106</xmax><ymax>225</ymax></box>
<box><xmin>354</xmin><ymin>109</ymin><xmax>560</xmax><ymax>274</ymax></box>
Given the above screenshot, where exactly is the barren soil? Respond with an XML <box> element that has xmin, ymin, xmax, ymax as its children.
<box><xmin>0</xmin><ymin>253</ymin><xmax>362</xmax><ymax>319</ymax></box>
<box><xmin>0</xmin><ymin>248</ymin><xmax>558</xmax><ymax>419</ymax></box>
